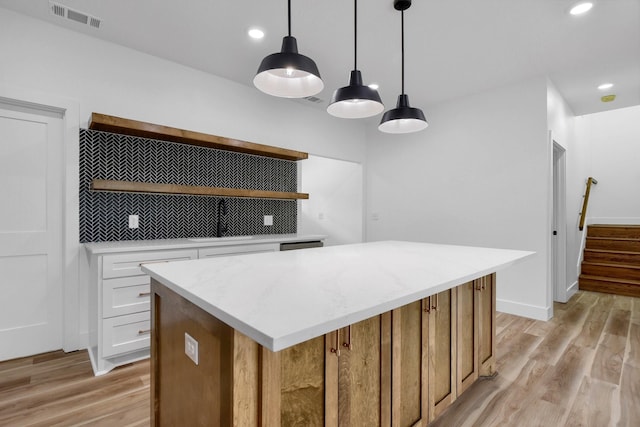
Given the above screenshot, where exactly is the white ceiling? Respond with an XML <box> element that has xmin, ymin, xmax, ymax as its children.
<box><xmin>2</xmin><ymin>0</ymin><xmax>639</xmax><ymax>117</ymax></box>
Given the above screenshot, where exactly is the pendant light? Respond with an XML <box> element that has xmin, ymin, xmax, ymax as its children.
<box><xmin>254</xmin><ymin>0</ymin><xmax>324</xmax><ymax>98</ymax></box>
<box><xmin>327</xmin><ymin>0</ymin><xmax>384</xmax><ymax>119</ymax></box>
<box><xmin>379</xmin><ymin>0</ymin><xmax>428</xmax><ymax>134</ymax></box>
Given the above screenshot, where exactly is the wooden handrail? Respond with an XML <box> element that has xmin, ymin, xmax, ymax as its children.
<box><xmin>579</xmin><ymin>177</ymin><xmax>598</xmax><ymax>230</ymax></box>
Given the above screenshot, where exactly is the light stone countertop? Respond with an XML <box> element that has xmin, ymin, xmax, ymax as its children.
<box><xmin>84</xmin><ymin>233</ymin><xmax>326</xmax><ymax>255</ymax></box>
<box><xmin>142</xmin><ymin>241</ymin><xmax>534</xmax><ymax>352</ymax></box>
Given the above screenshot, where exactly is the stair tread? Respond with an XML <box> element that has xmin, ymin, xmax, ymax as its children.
<box><xmin>590</xmin><ymin>224</ymin><xmax>640</xmax><ymax>228</ymax></box>
<box><xmin>582</xmin><ymin>261</ymin><xmax>640</xmax><ymax>269</ymax></box>
<box><xmin>585</xmin><ymin>248</ymin><xmax>640</xmax><ymax>255</ymax></box>
<box><xmin>586</xmin><ymin>236</ymin><xmax>640</xmax><ymax>241</ymax></box>
<box><xmin>579</xmin><ymin>274</ymin><xmax>640</xmax><ymax>285</ymax></box>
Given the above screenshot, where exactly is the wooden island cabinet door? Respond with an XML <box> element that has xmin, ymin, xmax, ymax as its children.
<box><xmin>262</xmin><ymin>314</ymin><xmax>391</xmax><ymax>427</ymax></box>
<box><xmin>428</xmin><ymin>288</ymin><xmax>457</xmax><ymax>421</ymax></box>
<box><xmin>477</xmin><ymin>274</ymin><xmax>497</xmax><ymax>377</ymax></box>
<box><xmin>456</xmin><ymin>281</ymin><xmax>479</xmax><ymax>395</ymax></box>
<box><xmin>334</xmin><ymin>315</ymin><xmax>388</xmax><ymax>427</ymax></box>
<box><xmin>390</xmin><ymin>300</ymin><xmax>429</xmax><ymax>427</ymax></box>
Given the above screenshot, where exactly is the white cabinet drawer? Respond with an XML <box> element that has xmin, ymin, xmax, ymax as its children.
<box><xmin>102</xmin><ymin>276</ymin><xmax>150</xmax><ymax>318</ymax></box>
<box><xmin>102</xmin><ymin>249</ymin><xmax>198</xmax><ymax>279</ymax></box>
<box><xmin>102</xmin><ymin>312</ymin><xmax>150</xmax><ymax>358</ymax></box>
<box><xmin>198</xmin><ymin>243</ymin><xmax>279</xmax><ymax>258</ymax></box>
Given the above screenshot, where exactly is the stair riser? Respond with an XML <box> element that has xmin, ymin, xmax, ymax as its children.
<box><xmin>587</xmin><ymin>226</ymin><xmax>640</xmax><ymax>239</ymax></box>
<box><xmin>585</xmin><ymin>239</ymin><xmax>640</xmax><ymax>252</ymax></box>
<box><xmin>579</xmin><ymin>277</ymin><xmax>640</xmax><ymax>298</ymax></box>
<box><xmin>583</xmin><ymin>251</ymin><xmax>640</xmax><ymax>265</ymax></box>
<box><xmin>581</xmin><ymin>264</ymin><xmax>640</xmax><ymax>281</ymax></box>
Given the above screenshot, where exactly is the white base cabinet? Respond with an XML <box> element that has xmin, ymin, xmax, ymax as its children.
<box><xmin>87</xmin><ymin>239</ymin><xmax>314</xmax><ymax>375</ymax></box>
<box><xmin>88</xmin><ymin>249</ymin><xmax>199</xmax><ymax>375</ymax></box>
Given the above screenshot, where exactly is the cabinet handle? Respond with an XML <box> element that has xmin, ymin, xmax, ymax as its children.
<box><xmin>482</xmin><ymin>281</ymin><xmax>487</xmax><ymax>291</ymax></box>
<box><xmin>423</xmin><ymin>297</ymin><xmax>431</xmax><ymax>313</ymax></box>
<box><xmin>330</xmin><ymin>329</ymin><xmax>341</xmax><ymax>357</ymax></box>
<box><xmin>138</xmin><ymin>260</ymin><xmax>169</xmax><ymax>267</ymax></box>
<box><xmin>342</xmin><ymin>325</ymin><xmax>353</xmax><ymax>351</ymax></box>
<box><xmin>138</xmin><ymin>292</ymin><xmax>151</xmax><ymax>297</ymax></box>
<box><xmin>138</xmin><ymin>329</ymin><xmax>151</xmax><ymax>335</ymax></box>
<box><xmin>475</xmin><ymin>282</ymin><xmax>482</xmax><ymax>291</ymax></box>
<box><xmin>432</xmin><ymin>293</ymin><xmax>438</xmax><ymax>311</ymax></box>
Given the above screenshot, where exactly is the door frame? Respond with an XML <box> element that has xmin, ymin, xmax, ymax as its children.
<box><xmin>550</xmin><ymin>134</ymin><xmax>568</xmax><ymax>303</ymax></box>
<box><xmin>0</xmin><ymin>85</ymin><xmax>80</xmax><ymax>352</ymax></box>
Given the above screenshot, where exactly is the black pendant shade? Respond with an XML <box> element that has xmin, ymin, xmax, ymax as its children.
<box><xmin>378</xmin><ymin>94</ymin><xmax>428</xmax><ymax>133</ymax></box>
<box><xmin>379</xmin><ymin>0</ymin><xmax>428</xmax><ymax>133</ymax></box>
<box><xmin>327</xmin><ymin>70</ymin><xmax>384</xmax><ymax>118</ymax></box>
<box><xmin>327</xmin><ymin>0</ymin><xmax>384</xmax><ymax>118</ymax></box>
<box><xmin>253</xmin><ymin>1</ymin><xmax>323</xmax><ymax>98</ymax></box>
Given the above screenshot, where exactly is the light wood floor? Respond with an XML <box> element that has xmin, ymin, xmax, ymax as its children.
<box><xmin>0</xmin><ymin>290</ymin><xmax>638</xmax><ymax>427</ymax></box>
<box><xmin>433</xmin><ymin>290</ymin><xmax>640</xmax><ymax>427</ymax></box>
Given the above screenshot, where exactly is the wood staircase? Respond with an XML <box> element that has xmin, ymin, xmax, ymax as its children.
<box><xmin>579</xmin><ymin>224</ymin><xmax>640</xmax><ymax>297</ymax></box>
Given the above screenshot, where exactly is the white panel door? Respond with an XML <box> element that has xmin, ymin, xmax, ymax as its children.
<box><xmin>0</xmin><ymin>103</ymin><xmax>64</xmax><ymax>361</ymax></box>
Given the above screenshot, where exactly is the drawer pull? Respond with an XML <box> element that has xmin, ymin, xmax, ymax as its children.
<box><xmin>342</xmin><ymin>325</ymin><xmax>353</xmax><ymax>351</ymax></box>
<box><xmin>138</xmin><ymin>292</ymin><xmax>151</xmax><ymax>297</ymax></box>
<box><xmin>330</xmin><ymin>329</ymin><xmax>341</xmax><ymax>357</ymax></box>
<box><xmin>138</xmin><ymin>260</ymin><xmax>169</xmax><ymax>267</ymax></box>
<box><xmin>423</xmin><ymin>297</ymin><xmax>431</xmax><ymax>313</ymax></box>
<box><xmin>138</xmin><ymin>329</ymin><xmax>151</xmax><ymax>335</ymax></box>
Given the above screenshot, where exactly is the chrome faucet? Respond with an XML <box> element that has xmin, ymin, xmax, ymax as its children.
<box><xmin>216</xmin><ymin>199</ymin><xmax>228</xmax><ymax>237</ymax></box>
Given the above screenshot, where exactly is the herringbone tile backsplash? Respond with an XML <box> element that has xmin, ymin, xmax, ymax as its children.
<box><xmin>79</xmin><ymin>129</ymin><xmax>297</xmax><ymax>242</ymax></box>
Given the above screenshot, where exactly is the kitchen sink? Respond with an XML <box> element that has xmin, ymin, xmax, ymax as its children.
<box><xmin>188</xmin><ymin>236</ymin><xmax>254</xmax><ymax>242</ymax></box>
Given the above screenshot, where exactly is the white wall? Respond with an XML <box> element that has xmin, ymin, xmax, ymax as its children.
<box><xmin>298</xmin><ymin>155</ymin><xmax>364</xmax><ymax>246</ymax></box>
<box><xmin>365</xmin><ymin>78</ymin><xmax>551</xmax><ymax>320</ymax></box>
<box><xmin>0</xmin><ymin>8</ymin><xmax>367</xmax><ymax>349</ymax></box>
<box><xmin>576</xmin><ymin>105</ymin><xmax>640</xmax><ymax>223</ymax></box>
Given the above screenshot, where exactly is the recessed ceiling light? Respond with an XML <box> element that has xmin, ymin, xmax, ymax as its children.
<box><xmin>248</xmin><ymin>28</ymin><xmax>264</xmax><ymax>40</ymax></box>
<box><xmin>368</xmin><ymin>83</ymin><xmax>379</xmax><ymax>90</ymax></box>
<box><xmin>569</xmin><ymin>2</ymin><xmax>593</xmax><ymax>15</ymax></box>
<box><xmin>597</xmin><ymin>83</ymin><xmax>613</xmax><ymax>90</ymax></box>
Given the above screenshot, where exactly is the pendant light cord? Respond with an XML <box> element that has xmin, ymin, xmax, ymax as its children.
<box><xmin>354</xmin><ymin>0</ymin><xmax>358</xmax><ymax>70</ymax></box>
<box><xmin>288</xmin><ymin>0</ymin><xmax>292</xmax><ymax>36</ymax></box>
<box><xmin>401</xmin><ymin>10</ymin><xmax>405</xmax><ymax>95</ymax></box>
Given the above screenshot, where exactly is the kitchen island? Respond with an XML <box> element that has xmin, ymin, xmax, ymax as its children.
<box><xmin>143</xmin><ymin>241</ymin><xmax>533</xmax><ymax>426</ymax></box>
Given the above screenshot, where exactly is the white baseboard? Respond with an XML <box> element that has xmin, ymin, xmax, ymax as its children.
<box><xmin>497</xmin><ymin>298</ymin><xmax>552</xmax><ymax>321</ymax></box>
<box><xmin>566</xmin><ymin>281</ymin><xmax>579</xmax><ymax>300</ymax></box>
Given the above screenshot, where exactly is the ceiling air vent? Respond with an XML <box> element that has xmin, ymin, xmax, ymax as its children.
<box><xmin>49</xmin><ymin>1</ymin><xmax>102</xmax><ymax>29</ymax></box>
<box><xmin>303</xmin><ymin>96</ymin><xmax>324</xmax><ymax>104</ymax></box>
<box><xmin>50</xmin><ymin>2</ymin><xmax>65</xmax><ymax>17</ymax></box>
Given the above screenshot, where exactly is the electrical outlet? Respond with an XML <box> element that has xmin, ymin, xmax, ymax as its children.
<box><xmin>128</xmin><ymin>214</ymin><xmax>139</xmax><ymax>229</ymax></box>
<box><xmin>185</xmin><ymin>332</ymin><xmax>199</xmax><ymax>365</ymax></box>
<box><xmin>264</xmin><ymin>215</ymin><xmax>273</xmax><ymax>226</ymax></box>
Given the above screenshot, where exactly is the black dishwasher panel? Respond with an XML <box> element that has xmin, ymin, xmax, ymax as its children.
<box><xmin>280</xmin><ymin>241</ymin><xmax>324</xmax><ymax>251</ymax></box>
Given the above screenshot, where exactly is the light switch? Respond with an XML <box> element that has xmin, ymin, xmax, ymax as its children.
<box><xmin>264</xmin><ymin>215</ymin><xmax>273</xmax><ymax>226</ymax></box>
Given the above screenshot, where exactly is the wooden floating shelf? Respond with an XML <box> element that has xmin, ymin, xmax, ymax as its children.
<box><xmin>88</xmin><ymin>113</ymin><xmax>308</xmax><ymax>161</ymax></box>
<box><xmin>90</xmin><ymin>179</ymin><xmax>309</xmax><ymax>201</ymax></box>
